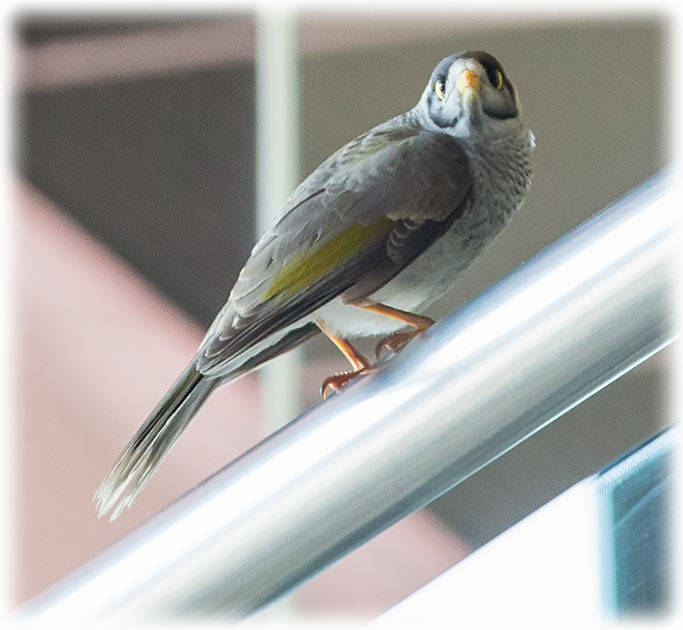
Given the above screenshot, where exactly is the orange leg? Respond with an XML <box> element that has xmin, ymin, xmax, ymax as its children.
<box><xmin>350</xmin><ymin>300</ymin><xmax>435</xmax><ymax>360</ymax></box>
<box><xmin>316</xmin><ymin>320</ymin><xmax>372</xmax><ymax>400</ymax></box>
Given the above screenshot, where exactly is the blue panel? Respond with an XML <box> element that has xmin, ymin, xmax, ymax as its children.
<box><xmin>599</xmin><ymin>427</ymin><xmax>673</xmax><ymax>615</ymax></box>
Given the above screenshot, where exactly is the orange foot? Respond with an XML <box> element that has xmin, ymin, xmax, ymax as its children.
<box><xmin>321</xmin><ymin>368</ymin><xmax>374</xmax><ymax>400</ymax></box>
<box><xmin>375</xmin><ymin>328</ymin><xmax>424</xmax><ymax>360</ymax></box>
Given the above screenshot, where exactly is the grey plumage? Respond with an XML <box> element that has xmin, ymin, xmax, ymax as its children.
<box><xmin>198</xmin><ymin>126</ymin><xmax>472</xmax><ymax>375</ymax></box>
<box><xmin>95</xmin><ymin>50</ymin><xmax>534</xmax><ymax>520</ymax></box>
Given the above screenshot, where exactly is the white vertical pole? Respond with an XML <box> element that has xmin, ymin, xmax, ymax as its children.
<box><xmin>255</xmin><ymin>10</ymin><xmax>303</xmax><ymax>437</ymax></box>
<box><xmin>254</xmin><ymin>15</ymin><xmax>302</xmax><ymax>617</ymax></box>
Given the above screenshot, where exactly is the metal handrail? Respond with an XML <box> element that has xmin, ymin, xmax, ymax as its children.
<box><xmin>25</xmin><ymin>170</ymin><xmax>676</xmax><ymax>619</ymax></box>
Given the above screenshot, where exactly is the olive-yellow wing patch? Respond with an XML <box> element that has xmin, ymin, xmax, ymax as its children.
<box><xmin>261</xmin><ymin>217</ymin><xmax>393</xmax><ymax>302</ymax></box>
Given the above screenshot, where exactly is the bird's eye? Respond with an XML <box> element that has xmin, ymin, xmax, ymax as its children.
<box><xmin>434</xmin><ymin>79</ymin><xmax>446</xmax><ymax>101</ymax></box>
<box><xmin>486</xmin><ymin>67</ymin><xmax>504</xmax><ymax>90</ymax></box>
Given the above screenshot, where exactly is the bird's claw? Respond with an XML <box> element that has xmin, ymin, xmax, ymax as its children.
<box><xmin>321</xmin><ymin>370</ymin><xmax>362</xmax><ymax>400</ymax></box>
<box><xmin>375</xmin><ymin>330</ymin><xmax>420</xmax><ymax>361</ymax></box>
<box><xmin>321</xmin><ymin>368</ymin><xmax>374</xmax><ymax>400</ymax></box>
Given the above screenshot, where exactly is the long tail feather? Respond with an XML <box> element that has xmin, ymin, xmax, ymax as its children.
<box><xmin>93</xmin><ymin>323</ymin><xmax>320</xmax><ymax>521</ymax></box>
<box><xmin>93</xmin><ymin>363</ymin><xmax>218</xmax><ymax>521</ymax></box>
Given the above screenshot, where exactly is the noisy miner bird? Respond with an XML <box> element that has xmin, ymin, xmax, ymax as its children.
<box><xmin>95</xmin><ymin>50</ymin><xmax>534</xmax><ymax>520</ymax></box>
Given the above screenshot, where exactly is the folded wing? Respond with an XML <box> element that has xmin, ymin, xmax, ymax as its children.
<box><xmin>197</xmin><ymin>123</ymin><xmax>472</xmax><ymax>376</ymax></box>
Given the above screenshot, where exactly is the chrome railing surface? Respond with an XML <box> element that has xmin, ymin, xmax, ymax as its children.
<box><xmin>26</xmin><ymin>170</ymin><xmax>676</xmax><ymax>619</ymax></box>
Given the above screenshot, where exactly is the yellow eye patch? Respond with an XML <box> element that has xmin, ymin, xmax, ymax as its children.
<box><xmin>434</xmin><ymin>79</ymin><xmax>445</xmax><ymax>101</ymax></box>
<box><xmin>493</xmin><ymin>69</ymin><xmax>504</xmax><ymax>90</ymax></box>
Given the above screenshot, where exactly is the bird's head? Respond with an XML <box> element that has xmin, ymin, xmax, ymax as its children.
<box><xmin>419</xmin><ymin>51</ymin><xmax>523</xmax><ymax>141</ymax></box>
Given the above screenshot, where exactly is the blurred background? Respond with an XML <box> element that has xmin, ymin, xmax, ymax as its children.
<box><xmin>13</xmin><ymin>8</ymin><xmax>671</xmax><ymax>619</ymax></box>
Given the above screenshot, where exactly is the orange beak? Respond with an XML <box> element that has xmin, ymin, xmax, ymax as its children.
<box><xmin>456</xmin><ymin>69</ymin><xmax>481</xmax><ymax>95</ymax></box>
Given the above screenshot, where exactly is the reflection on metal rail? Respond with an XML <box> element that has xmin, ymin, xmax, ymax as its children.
<box><xmin>26</xmin><ymin>170</ymin><xmax>676</xmax><ymax>619</ymax></box>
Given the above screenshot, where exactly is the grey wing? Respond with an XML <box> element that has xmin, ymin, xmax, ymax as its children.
<box><xmin>196</xmin><ymin>125</ymin><xmax>472</xmax><ymax>376</ymax></box>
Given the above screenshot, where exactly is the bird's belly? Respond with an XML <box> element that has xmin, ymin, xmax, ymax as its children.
<box><xmin>317</xmin><ymin>204</ymin><xmax>508</xmax><ymax>338</ymax></box>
